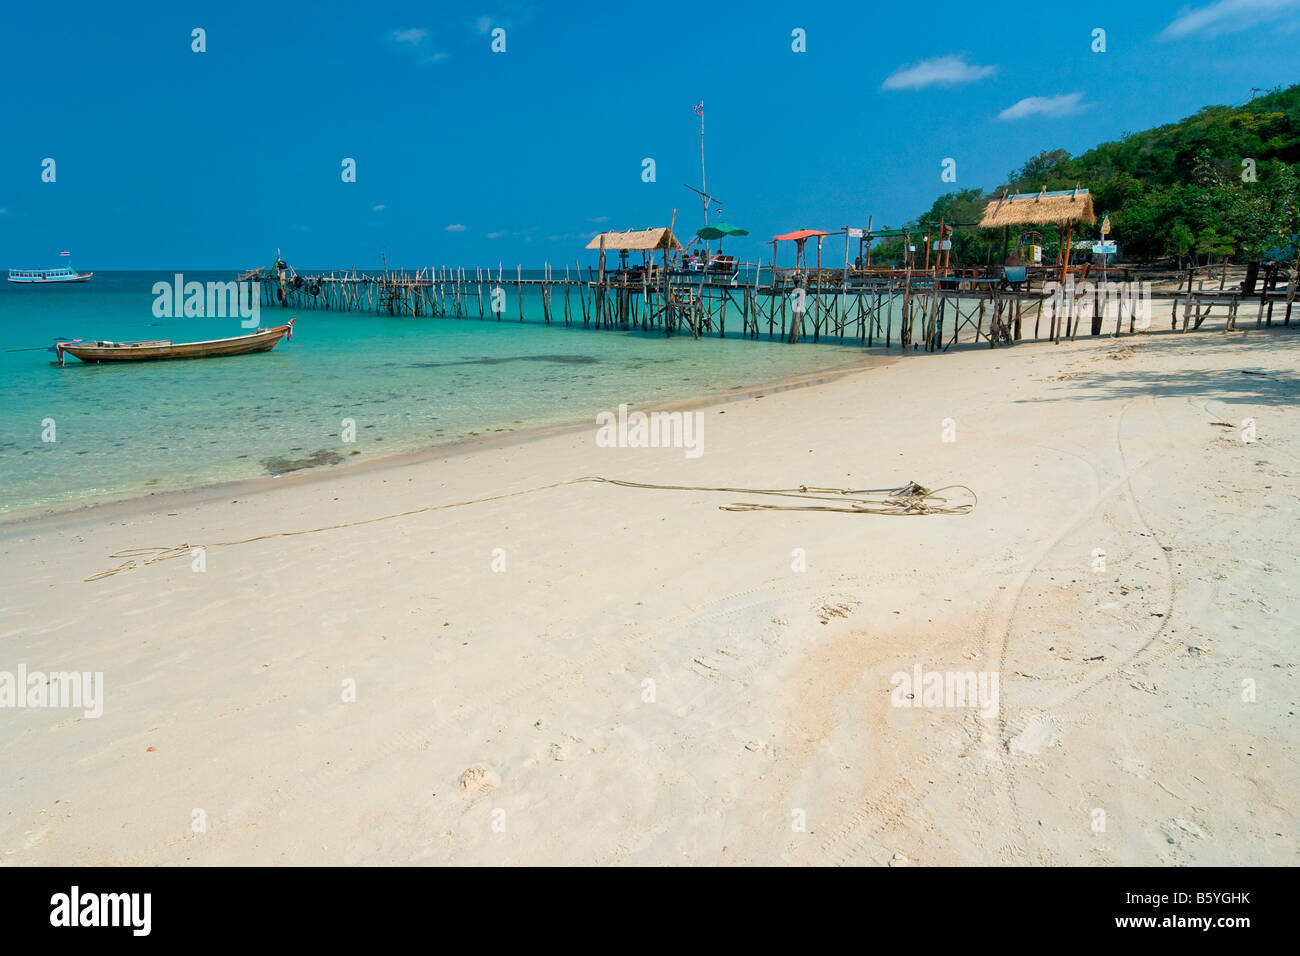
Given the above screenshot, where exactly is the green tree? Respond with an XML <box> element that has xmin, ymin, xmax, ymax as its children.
<box><xmin>1169</xmin><ymin>222</ymin><xmax>1195</xmax><ymax>262</ymax></box>
<box><xmin>1196</xmin><ymin>228</ymin><xmax>1234</xmax><ymax>266</ymax></box>
<box><xmin>1006</xmin><ymin>149</ymin><xmax>1075</xmax><ymax>191</ymax></box>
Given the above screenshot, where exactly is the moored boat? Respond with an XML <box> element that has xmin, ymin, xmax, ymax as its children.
<box><xmin>56</xmin><ymin>320</ymin><xmax>294</xmax><ymax>365</ymax></box>
<box><xmin>9</xmin><ymin>266</ymin><xmax>93</xmax><ymax>283</ymax></box>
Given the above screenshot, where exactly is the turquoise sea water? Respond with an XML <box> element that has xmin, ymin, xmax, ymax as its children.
<box><xmin>0</xmin><ymin>271</ymin><xmax>872</xmax><ymax>518</ymax></box>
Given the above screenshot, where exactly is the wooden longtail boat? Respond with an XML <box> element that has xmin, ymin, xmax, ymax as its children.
<box><xmin>56</xmin><ymin>320</ymin><xmax>294</xmax><ymax>365</ymax></box>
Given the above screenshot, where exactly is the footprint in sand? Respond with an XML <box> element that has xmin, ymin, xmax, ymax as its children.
<box><xmin>1008</xmin><ymin>714</ymin><xmax>1059</xmax><ymax>756</ymax></box>
<box><xmin>458</xmin><ymin>765</ymin><xmax>501</xmax><ymax>799</ymax></box>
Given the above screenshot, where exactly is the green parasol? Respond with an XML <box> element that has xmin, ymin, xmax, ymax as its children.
<box><xmin>695</xmin><ymin>223</ymin><xmax>749</xmax><ymax>240</ymax></box>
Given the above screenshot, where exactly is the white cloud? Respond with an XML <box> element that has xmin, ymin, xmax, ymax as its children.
<box><xmin>391</xmin><ymin>28</ymin><xmax>447</xmax><ymax>64</ymax></box>
<box><xmin>997</xmin><ymin>92</ymin><xmax>1087</xmax><ymax>121</ymax></box>
<box><xmin>372</xmin><ymin>204</ymin><xmax>386</xmax><ymax>212</ymax></box>
<box><xmin>445</xmin><ymin>224</ymin><xmax>467</xmax><ymax>232</ymax></box>
<box><xmin>882</xmin><ymin>54</ymin><xmax>996</xmax><ymax>91</ymax></box>
<box><xmin>475</xmin><ymin>6</ymin><xmax>534</xmax><ymax>34</ymax></box>
<box><xmin>585</xmin><ymin>215</ymin><xmax>610</xmax><ymax>223</ymax></box>
<box><xmin>1159</xmin><ymin>0</ymin><xmax>1300</xmax><ymax>39</ymax></box>
<box><xmin>486</xmin><ymin>231</ymin><xmax>503</xmax><ymax>239</ymax></box>
<box><xmin>392</xmin><ymin>28</ymin><xmax>429</xmax><ymax>46</ymax></box>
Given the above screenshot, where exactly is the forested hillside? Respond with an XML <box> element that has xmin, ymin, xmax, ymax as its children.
<box><xmin>872</xmin><ymin>84</ymin><xmax>1300</xmax><ymax>267</ymax></box>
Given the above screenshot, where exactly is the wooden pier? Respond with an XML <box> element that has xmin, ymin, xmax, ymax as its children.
<box><xmin>241</xmin><ymin>258</ymin><xmax>1292</xmax><ymax>352</ymax></box>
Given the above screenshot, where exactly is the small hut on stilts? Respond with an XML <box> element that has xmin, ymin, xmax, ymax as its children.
<box><xmin>584</xmin><ymin>226</ymin><xmax>684</xmax><ymax>330</ymax></box>
<box><xmin>979</xmin><ymin>187</ymin><xmax>1097</xmax><ymax>281</ymax></box>
<box><xmin>979</xmin><ymin>186</ymin><xmax>1097</xmax><ymax>340</ymax></box>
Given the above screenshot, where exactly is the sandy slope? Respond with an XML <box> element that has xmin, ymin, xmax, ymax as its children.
<box><xmin>1</xmin><ymin>326</ymin><xmax>1297</xmax><ymax>866</ymax></box>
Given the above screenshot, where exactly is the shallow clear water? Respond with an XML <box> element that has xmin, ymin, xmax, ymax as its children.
<box><xmin>0</xmin><ymin>271</ymin><xmax>872</xmax><ymax>517</ymax></box>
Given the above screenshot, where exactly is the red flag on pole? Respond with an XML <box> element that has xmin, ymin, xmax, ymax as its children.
<box><xmin>694</xmin><ymin>101</ymin><xmax>703</xmax><ymax>115</ymax></box>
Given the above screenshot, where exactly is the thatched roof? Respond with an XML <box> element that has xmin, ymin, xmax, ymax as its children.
<box><xmin>586</xmin><ymin>227</ymin><xmax>683</xmax><ymax>251</ymax></box>
<box><xmin>979</xmin><ymin>188</ymin><xmax>1096</xmax><ymax>228</ymax></box>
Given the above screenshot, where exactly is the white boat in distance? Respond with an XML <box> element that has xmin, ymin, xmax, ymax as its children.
<box><xmin>9</xmin><ymin>266</ymin><xmax>93</xmax><ymax>283</ymax></box>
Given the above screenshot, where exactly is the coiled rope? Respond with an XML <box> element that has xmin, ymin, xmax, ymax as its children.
<box><xmin>84</xmin><ymin>476</ymin><xmax>975</xmax><ymax>582</ymax></box>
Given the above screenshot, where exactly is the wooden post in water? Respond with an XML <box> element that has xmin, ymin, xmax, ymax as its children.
<box><xmin>900</xmin><ymin>265</ymin><xmax>913</xmax><ymax>352</ymax></box>
<box><xmin>663</xmin><ymin>210</ymin><xmax>676</xmax><ymax>337</ymax></box>
<box><xmin>563</xmin><ymin>264</ymin><xmax>572</xmax><ymax>325</ymax></box>
<box><xmin>885</xmin><ymin>284</ymin><xmax>894</xmax><ymax>347</ymax></box>
<box><xmin>597</xmin><ymin>238</ymin><xmax>607</xmax><ymax>328</ymax></box>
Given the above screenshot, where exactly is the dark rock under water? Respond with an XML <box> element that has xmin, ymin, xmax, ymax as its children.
<box><xmin>263</xmin><ymin>449</ymin><xmax>344</xmax><ymax>474</ymax></box>
<box><xmin>408</xmin><ymin>354</ymin><xmax>598</xmax><ymax>369</ymax></box>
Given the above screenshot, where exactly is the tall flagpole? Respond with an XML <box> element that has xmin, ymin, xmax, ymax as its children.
<box><xmin>700</xmin><ymin>101</ymin><xmax>707</xmax><ymax>228</ymax></box>
<box><xmin>696</xmin><ymin>100</ymin><xmax>707</xmax><ymax>260</ymax></box>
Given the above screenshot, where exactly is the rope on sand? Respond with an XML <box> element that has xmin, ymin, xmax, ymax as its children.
<box><xmin>83</xmin><ymin>477</ymin><xmax>976</xmax><ymax>582</ymax></box>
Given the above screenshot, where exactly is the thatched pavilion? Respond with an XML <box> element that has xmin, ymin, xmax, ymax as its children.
<box><xmin>979</xmin><ymin>187</ymin><xmax>1096</xmax><ymax>280</ymax></box>
<box><xmin>586</xmin><ymin>227</ymin><xmax>684</xmax><ymax>273</ymax></box>
<box><xmin>585</xmin><ymin>227</ymin><xmax>683</xmax><ymax>253</ymax></box>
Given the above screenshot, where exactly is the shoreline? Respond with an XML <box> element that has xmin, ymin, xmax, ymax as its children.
<box><xmin>0</xmin><ymin>353</ymin><xmax>889</xmax><ymax>533</ymax></box>
<box><xmin>6</xmin><ymin>318</ymin><xmax>1290</xmax><ymax>532</ymax></box>
<box><xmin>5</xmin><ymin>290</ymin><xmax>1283</xmax><ymax>529</ymax></box>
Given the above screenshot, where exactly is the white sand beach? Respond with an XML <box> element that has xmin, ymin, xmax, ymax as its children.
<box><xmin>2</xmin><ymin>327</ymin><xmax>1297</xmax><ymax>866</ymax></box>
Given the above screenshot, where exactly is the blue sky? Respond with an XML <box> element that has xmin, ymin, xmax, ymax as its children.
<box><xmin>2</xmin><ymin>0</ymin><xmax>1298</xmax><ymax>269</ymax></box>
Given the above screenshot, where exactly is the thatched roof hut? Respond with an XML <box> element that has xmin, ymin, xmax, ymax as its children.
<box><xmin>585</xmin><ymin>227</ymin><xmax>683</xmax><ymax>251</ymax></box>
<box><xmin>979</xmin><ymin>188</ymin><xmax>1096</xmax><ymax>228</ymax></box>
<box><xmin>981</xmin><ymin>187</ymin><xmax>1097</xmax><ymax>280</ymax></box>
